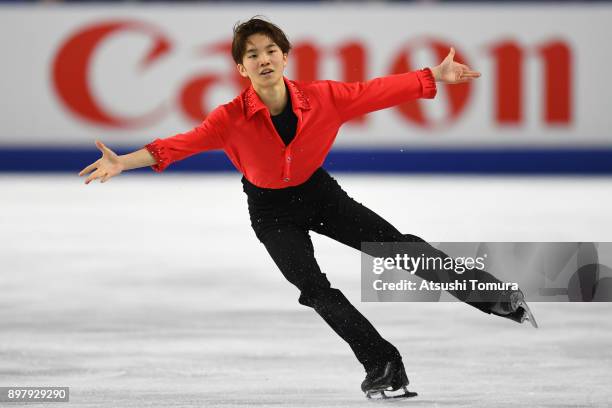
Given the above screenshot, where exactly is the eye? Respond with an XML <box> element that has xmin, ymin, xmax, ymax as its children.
<box><xmin>248</xmin><ymin>55</ymin><xmax>256</xmax><ymax>59</ymax></box>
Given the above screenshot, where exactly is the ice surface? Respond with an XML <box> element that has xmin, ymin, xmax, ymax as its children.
<box><xmin>1</xmin><ymin>173</ymin><xmax>612</xmax><ymax>407</ymax></box>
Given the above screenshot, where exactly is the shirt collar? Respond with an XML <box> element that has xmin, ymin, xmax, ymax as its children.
<box><xmin>244</xmin><ymin>77</ymin><xmax>311</xmax><ymax>120</ymax></box>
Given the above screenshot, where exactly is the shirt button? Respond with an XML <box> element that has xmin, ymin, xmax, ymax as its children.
<box><xmin>283</xmin><ymin>177</ymin><xmax>290</xmax><ymax>182</ymax></box>
<box><xmin>286</xmin><ymin>156</ymin><xmax>292</xmax><ymax>162</ymax></box>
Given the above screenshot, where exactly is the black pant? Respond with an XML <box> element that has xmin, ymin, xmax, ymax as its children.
<box><xmin>243</xmin><ymin>168</ymin><xmax>501</xmax><ymax>371</ymax></box>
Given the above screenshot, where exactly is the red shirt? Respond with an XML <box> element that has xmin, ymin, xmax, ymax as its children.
<box><xmin>144</xmin><ymin>69</ymin><xmax>436</xmax><ymax>188</ymax></box>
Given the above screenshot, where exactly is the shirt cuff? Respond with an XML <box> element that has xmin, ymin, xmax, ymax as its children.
<box><xmin>418</xmin><ymin>68</ymin><xmax>437</xmax><ymax>99</ymax></box>
<box><xmin>144</xmin><ymin>139</ymin><xmax>171</xmax><ymax>173</ymax></box>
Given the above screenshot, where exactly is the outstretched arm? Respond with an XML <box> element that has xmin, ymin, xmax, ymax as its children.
<box><xmin>79</xmin><ymin>106</ymin><xmax>228</xmax><ymax>184</ymax></box>
<box><xmin>327</xmin><ymin>47</ymin><xmax>480</xmax><ymax>123</ymax></box>
<box><xmin>327</xmin><ymin>69</ymin><xmax>436</xmax><ymax>123</ymax></box>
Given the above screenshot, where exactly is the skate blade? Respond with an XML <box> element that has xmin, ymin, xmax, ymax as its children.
<box><xmin>366</xmin><ymin>386</ymin><xmax>418</xmax><ymax>400</ymax></box>
<box><xmin>518</xmin><ymin>300</ymin><xmax>539</xmax><ymax>328</ymax></box>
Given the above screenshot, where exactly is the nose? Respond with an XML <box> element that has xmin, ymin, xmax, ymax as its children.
<box><xmin>258</xmin><ymin>53</ymin><xmax>271</xmax><ymax>66</ymax></box>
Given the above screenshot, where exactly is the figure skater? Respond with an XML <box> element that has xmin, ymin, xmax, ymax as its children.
<box><xmin>79</xmin><ymin>17</ymin><xmax>536</xmax><ymax>399</ymax></box>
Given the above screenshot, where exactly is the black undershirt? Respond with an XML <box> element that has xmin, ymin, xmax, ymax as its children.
<box><xmin>270</xmin><ymin>89</ymin><xmax>298</xmax><ymax>146</ymax></box>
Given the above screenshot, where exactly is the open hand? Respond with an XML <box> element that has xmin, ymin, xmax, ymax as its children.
<box><xmin>78</xmin><ymin>140</ymin><xmax>124</xmax><ymax>184</ymax></box>
<box><xmin>431</xmin><ymin>47</ymin><xmax>481</xmax><ymax>84</ymax></box>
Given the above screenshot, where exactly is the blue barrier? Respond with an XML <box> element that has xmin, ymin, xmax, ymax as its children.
<box><xmin>1</xmin><ymin>147</ymin><xmax>612</xmax><ymax>174</ymax></box>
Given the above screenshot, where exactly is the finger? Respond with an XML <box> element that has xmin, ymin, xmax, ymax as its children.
<box><xmin>85</xmin><ymin>169</ymin><xmax>103</xmax><ymax>185</ymax></box>
<box><xmin>100</xmin><ymin>173</ymin><xmax>111</xmax><ymax>183</ymax></box>
<box><xmin>451</xmin><ymin>71</ymin><xmax>470</xmax><ymax>83</ymax></box>
<box><xmin>461</xmin><ymin>71</ymin><xmax>481</xmax><ymax>78</ymax></box>
<box><xmin>448</xmin><ymin>47</ymin><xmax>455</xmax><ymax>61</ymax></box>
<box><xmin>78</xmin><ymin>160</ymin><xmax>99</xmax><ymax>177</ymax></box>
<box><xmin>95</xmin><ymin>140</ymin><xmax>108</xmax><ymax>154</ymax></box>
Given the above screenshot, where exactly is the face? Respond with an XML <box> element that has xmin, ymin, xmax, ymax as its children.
<box><xmin>237</xmin><ymin>33</ymin><xmax>288</xmax><ymax>89</ymax></box>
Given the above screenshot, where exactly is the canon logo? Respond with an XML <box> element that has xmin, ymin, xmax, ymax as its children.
<box><xmin>51</xmin><ymin>20</ymin><xmax>572</xmax><ymax>130</ymax></box>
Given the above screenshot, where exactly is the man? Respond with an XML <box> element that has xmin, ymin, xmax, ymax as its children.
<box><xmin>79</xmin><ymin>17</ymin><xmax>535</xmax><ymax>399</ymax></box>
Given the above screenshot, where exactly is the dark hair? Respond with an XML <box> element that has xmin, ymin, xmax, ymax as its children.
<box><xmin>231</xmin><ymin>17</ymin><xmax>292</xmax><ymax>65</ymax></box>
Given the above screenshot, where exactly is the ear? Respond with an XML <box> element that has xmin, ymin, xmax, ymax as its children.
<box><xmin>282</xmin><ymin>53</ymin><xmax>288</xmax><ymax>68</ymax></box>
<box><xmin>236</xmin><ymin>63</ymin><xmax>249</xmax><ymax>78</ymax></box>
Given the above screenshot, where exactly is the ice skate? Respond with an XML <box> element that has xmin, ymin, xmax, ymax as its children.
<box><xmin>490</xmin><ymin>289</ymin><xmax>538</xmax><ymax>328</ymax></box>
<box><xmin>361</xmin><ymin>359</ymin><xmax>418</xmax><ymax>400</ymax></box>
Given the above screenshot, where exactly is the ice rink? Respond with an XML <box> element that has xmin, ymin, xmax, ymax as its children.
<box><xmin>2</xmin><ymin>173</ymin><xmax>612</xmax><ymax>407</ymax></box>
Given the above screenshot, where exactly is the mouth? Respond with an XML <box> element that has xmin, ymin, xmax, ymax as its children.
<box><xmin>260</xmin><ymin>69</ymin><xmax>274</xmax><ymax>76</ymax></box>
